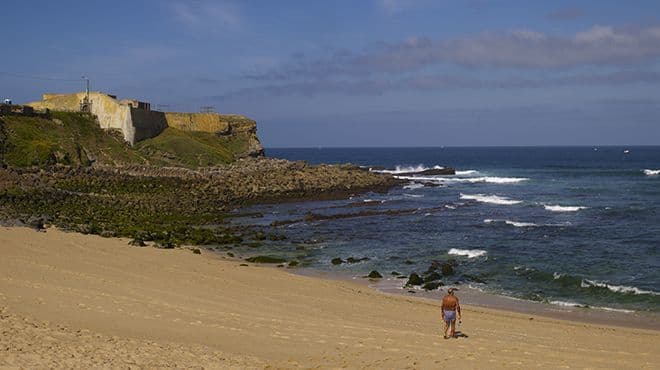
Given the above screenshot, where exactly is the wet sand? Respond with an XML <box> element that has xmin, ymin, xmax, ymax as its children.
<box><xmin>1</xmin><ymin>227</ymin><xmax>658</xmax><ymax>368</ymax></box>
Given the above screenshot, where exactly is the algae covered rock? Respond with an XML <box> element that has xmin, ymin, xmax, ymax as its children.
<box><xmin>245</xmin><ymin>255</ymin><xmax>287</xmax><ymax>264</ymax></box>
<box><xmin>367</xmin><ymin>270</ymin><xmax>383</xmax><ymax>279</ymax></box>
<box><xmin>406</xmin><ymin>273</ymin><xmax>424</xmax><ymax>286</ymax></box>
<box><xmin>422</xmin><ymin>281</ymin><xmax>444</xmax><ymax>291</ymax></box>
<box><xmin>346</xmin><ymin>256</ymin><xmax>369</xmax><ymax>264</ymax></box>
<box><xmin>331</xmin><ymin>257</ymin><xmax>344</xmax><ymax>265</ymax></box>
<box><xmin>129</xmin><ymin>238</ymin><xmax>147</xmax><ymax>247</ymax></box>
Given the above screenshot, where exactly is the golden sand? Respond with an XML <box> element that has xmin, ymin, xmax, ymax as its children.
<box><xmin>1</xmin><ymin>227</ymin><xmax>658</xmax><ymax>368</ymax></box>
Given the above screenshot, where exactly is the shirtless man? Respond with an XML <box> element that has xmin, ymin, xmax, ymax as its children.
<box><xmin>441</xmin><ymin>287</ymin><xmax>461</xmax><ymax>339</ymax></box>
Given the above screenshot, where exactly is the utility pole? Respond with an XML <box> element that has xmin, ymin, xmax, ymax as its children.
<box><xmin>80</xmin><ymin>76</ymin><xmax>91</xmax><ymax>112</ymax></box>
<box><xmin>82</xmin><ymin>76</ymin><xmax>90</xmax><ymax>98</ymax></box>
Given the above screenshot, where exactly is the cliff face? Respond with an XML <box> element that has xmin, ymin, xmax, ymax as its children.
<box><xmin>0</xmin><ymin>111</ymin><xmax>262</xmax><ymax>168</ymax></box>
<box><xmin>164</xmin><ymin>113</ymin><xmax>264</xmax><ymax>158</ymax></box>
<box><xmin>26</xmin><ymin>93</ymin><xmax>263</xmax><ymax>157</ymax></box>
<box><xmin>22</xmin><ymin>92</ymin><xmax>264</xmax><ymax>163</ymax></box>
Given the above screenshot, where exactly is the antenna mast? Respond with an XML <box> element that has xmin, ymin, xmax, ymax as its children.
<box><xmin>80</xmin><ymin>76</ymin><xmax>91</xmax><ymax>112</ymax></box>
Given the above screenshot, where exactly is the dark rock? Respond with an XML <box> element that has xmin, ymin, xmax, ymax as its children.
<box><xmin>396</xmin><ymin>275</ymin><xmax>408</xmax><ymax>279</ymax></box>
<box><xmin>406</xmin><ymin>273</ymin><xmax>424</xmax><ymax>286</ymax></box>
<box><xmin>245</xmin><ymin>255</ymin><xmax>287</xmax><ymax>264</ymax></box>
<box><xmin>425</xmin><ymin>261</ymin><xmax>441</xmax><ymax>274</ymax></box>
<box><xmin>423</xmin><ymin>272</ymin><xmax>442</xmax><ymax>283</ymax></box>
<box><xmin>239</xmin><ymin>263</ymin><xmax>248</xmax><ymax>266</ymax></box>
<box><xmin>26</xmin><ymin>215</ymin><xmax>47</xmax><ymax>230</ymax></box>
<box><xmin>397</xmin><ymin>167</ymin><xmax>455</xmax><ymax>176</ymax></box>
<box><xmin>440</xmin><ymin>263</ymin><xmax>455</xmax><ymax>276</ymax></box>
<box><xmin>331</xmin><ymin>257</ymin><xmax>344</xmax><ymax>265</ymax></box>
<box><xmin>154</xmin><ymin>242</ymin><xmax>175</xmax><ymax>249</ymax></box>
<box><xmin>129</xmin><ymin>238</ymin><xmax>146</xmax><ymax>247</ymax></box>
<box><xmin>404</xmin><ymin>260</ymin><xmax>415</xmax><ymax>265</ymax></box>
<box><xmin>288</xmin><ymin>261</ymin><xmax>299</xmax><ymax>267</ymax></box>
<box><xmin>268</xmin><ymin>233</ymin><xmax>287</xmax><ymax>241</ymax></box>
<box><xmin>464</xmin><ymin>274</ymin><xmax>487</xmax><ymax>284</ymax></box>
<box><xmin>227</xmin><ymin>252</ymin><xmax>234</xmax><ymax>257</ymax></box>
<box><xmin>192</xmin><ymin>248</ymin><xmax>201</xmax><ymax>254</ymax></box>
<box><xmin>422</xmin><ymin>281</ymin><xmax>444</xmax><ymax>291</ymax></box>
<box><xmin>391</xmin><ymin>271</ymin><xmax>401</xmax><ymax>276</ymax></box>
<box><xmin>366</xmin><ymin>270</ymin><xmax>383</xmax><ymax>279</ymax></box>
<box><xmin>346</xmin><ymin>256</ymin><xmax>369</xmax><ymax>264</ymax></box>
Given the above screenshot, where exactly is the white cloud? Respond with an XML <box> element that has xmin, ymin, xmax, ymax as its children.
<box><xmin>252</xmin><ymin>24</ymin><xmax>660</xmax><ymax>79</ymax></box>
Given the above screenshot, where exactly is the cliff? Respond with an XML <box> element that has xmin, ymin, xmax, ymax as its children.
<box><xmin>25</xmin><ymin>92</ymin><xmax>264</xmax><ymax>160</ymax></box>
<box><xmin>163</xmin><ymin>112</ymin><xmax>264</xmax><ymax>158</ymax></box>
<box><xmin>0</xmin><ymin>111</ymin><xmax>260</xmax><ymax>167</ymax></box>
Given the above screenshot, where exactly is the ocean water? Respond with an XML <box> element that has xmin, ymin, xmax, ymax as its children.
<box><xmin>235</xmin><ymin>147</ymin><xmax>660</xmax><ymax>313</ymax></box>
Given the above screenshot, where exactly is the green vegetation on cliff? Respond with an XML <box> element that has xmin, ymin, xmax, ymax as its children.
<box><xmin>0</xmin><ymin>112</ymin><xmax>146</xmax><ymax>167</ymax></box>
<box><xmin>135</xmin><ymin>127</ymin><xmax>250</xmax><ymax>167</ymax></box>
<box><xmin>0</xmin><ymin>112</ymin><xmax>257</xmax><ymax>168</ymax></box>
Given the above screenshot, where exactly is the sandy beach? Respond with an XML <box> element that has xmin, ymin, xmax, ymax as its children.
<box><xmin>1</xmin><ymin>227</ymin><xmax>658</xmax><ymax>369</ymax></box>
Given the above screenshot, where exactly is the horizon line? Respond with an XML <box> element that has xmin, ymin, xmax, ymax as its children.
<box><xmin>265</xmin><ymin>144</ymin><xmax>660</xmax><ymax>149</ymax></box>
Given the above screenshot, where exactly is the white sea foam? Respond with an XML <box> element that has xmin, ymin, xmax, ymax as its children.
<box><xmin>455</xmin><ymin>170</ymin><xmax>479</xmax><ymax>175</ymax></box>
<box><xmin>460</xmin><ymin>193</ymin><xmax>522</xmax><ymax>205</ymax></box>
<box><xmin>374</xmin><ymin>164</ymin><xmax>444</xmax><ymax>174</ymax></box>
<box><xmin>543</xmin><ymin>204</ymin><xmax>588</xmax><ymax>212</ymax></box>
<box><xmin>448</xmin><ymin>248</ymin><xmax>487</xmax><ymax>258</ymax></box>
<box><xmin>553</xmin><ymin>272</ymin><xmax>564</xmax><ymax>280</ymax></box>
<box><xmin>643</xmin><ymin>169</ymin><xmax>660</xmax><ymax>176</ymax></box>
<box><xmin>592</xmin><ymin>306</ymin><xmax>635</xmax><ymax>313</ymax></box>
<box><xmin>444</xmin><ymin>204</ymin><xmax>457</xmax><ymax>210</ymax></box>
<box><xmin>484</xmin><ymin>219</ymin><xmax>538</xmax><ymax>227</ymax></box>
<box><xmin>549</xmin><ymin>300</ymin><xmax>635</xmax><ymax>313</ymax></box>
<box><xmin>403</xmin><ymin>182</ymin><xmax>425</xmax><ymax>190</ymax></box>
<box><xmin>395</xmin><ymin>176</ymin><xmax>528</xmax><ymax>184</ymax></box>
<box><xmin>549</xmin><ymin>300</ymin><xmax>584</xmax><ymax>308</ymax></box>
<box><xmin>581</xmin><ymin>279</ymin><xmax>660</xmax><ymax>296</ymax></box>
<box><xmin>403</xmin><ymin>193</ymin><xmax>424</xmax><ymax>198</ymax></box>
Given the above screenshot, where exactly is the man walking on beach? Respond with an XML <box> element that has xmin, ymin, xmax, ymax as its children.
<box><xmin>441</xmin><ymin>287</ymin><xmax>461</xmax><ymax>339</ymax></box>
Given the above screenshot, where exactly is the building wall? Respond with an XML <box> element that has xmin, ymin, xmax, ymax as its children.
<box><xmin>130</xmin><ymin>109</ymin><xmax>167</xmax><ymax>143</ymax></box>
<box><xmin>27</xmin><ymin>92</ymin><xmax>164</xmax><ymax>145</ymax></box>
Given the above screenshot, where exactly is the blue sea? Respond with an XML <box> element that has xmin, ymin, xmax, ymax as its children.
<box><xmin>236</xmin><ymin>147</ymin><xmax>660</xmax><ymax>313</ymax></box>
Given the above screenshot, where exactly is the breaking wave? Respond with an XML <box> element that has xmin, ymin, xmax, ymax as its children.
<box><xmin>448</xmin><ymin>248</ymin><xmax>487</xmax><ymax>258</ymax></box>
<box><xmin>581</xmin><ymin>279</ymin><xmax>660</xmax><ymax>296</ymax></box>
<box><xmin>485</xmin><ymin>219</ymin><xmax>570</xmax><ymax>228</ymax></box>
<box><xmin>402</xmin><ymin>182</ymin><xmax>425</xmax><ymax>190</ymax></box>
<box><xmin>543</xmin><ymin>204</ymin><xmax>588</xmax><ymax>212</ymax></box>
<box><xmin>643</xmin><ymin>169</ymin><xmax>660</xmax><ymax>176</ymax></box>
<box><xmin>455</xmin><ymin>170</ymin><xmax>479</xmax><ymax>175</ymax></box>
<box><xmin>484</xmin><ymin>219</ymin><xmax>538</xmax><ymax>227</ymax></box>
<box><xmin>373</xmin><ymin>164</ymin><xmax>444</xmax><ymax>174</ymax></box>
<box><xmin>460</xmin><ymin>193</ymin><xmax>522</xmax><ymax>205</ymax></box>
<box><xmin>396</xmin><ymin>176</ymin><xmax>528</xmax><ymax>184</ymax></box>
<box><xmin>548</xmin><ymin>300</ymin><xmax>634</xmax><ymax>313</ymax></box>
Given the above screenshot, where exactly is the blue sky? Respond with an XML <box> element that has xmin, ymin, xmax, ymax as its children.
<box><xmin>1</xmin><ymin>0</ymin><xmax>659</xmax><ymax>147</ymax></box>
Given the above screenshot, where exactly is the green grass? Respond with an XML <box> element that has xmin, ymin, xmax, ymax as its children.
<box><xmin>0</xmin><ymin>112</ymin><xmax>146</xmax><ymax>167</ymax></box>
<box><xmin>0</xmin><ymin>112</ymin><xmax>253</xmax><ymax>168</ymax></box>
<box><xmin>135</xmin><ymin>127</ymin><xmax>249</xmax><ymax>167</ymax></box>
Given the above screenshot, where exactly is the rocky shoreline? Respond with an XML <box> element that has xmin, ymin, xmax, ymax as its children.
<box><xmin>0</xmin><ymin>157</ymin><xmax>403</xmax><ymax>248</ymax></box>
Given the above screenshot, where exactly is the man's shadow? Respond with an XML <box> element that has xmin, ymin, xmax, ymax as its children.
<box><xmin>454</xmin><ymin>331</ymin><xmax>469</xmax><ymax>338</ymax></box>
